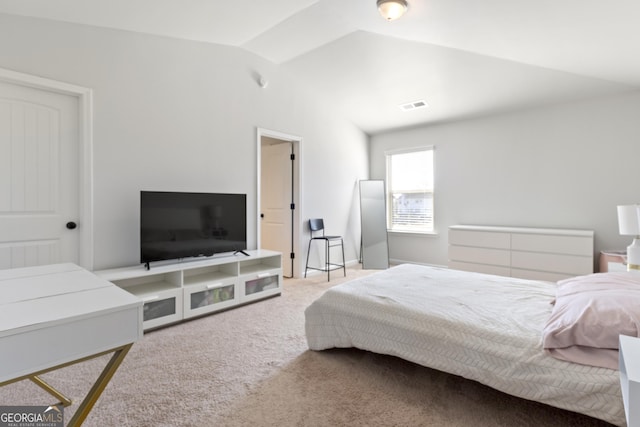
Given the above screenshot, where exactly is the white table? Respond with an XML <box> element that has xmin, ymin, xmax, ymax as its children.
<box><xmin>0</xmin><ymin>263</ymin><xmax>143</xmax><ymax>426</ymax></box>
<box><xmin>620</xmin><ymin>335</ymin><xmax>640</xmax><ymax>427</ymax></box>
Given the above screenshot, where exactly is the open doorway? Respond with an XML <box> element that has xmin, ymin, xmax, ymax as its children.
<box><xmin>257</xmin><ymin>128</ymin><xmax>301</xmax><ymax>278</ymax></box>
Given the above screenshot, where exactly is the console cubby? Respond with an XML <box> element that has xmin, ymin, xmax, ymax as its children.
<box><xmin>239</xmin><ymin>255</ymin><xmax>282</xmax><ymax>302</ymax></box>
<box><xmin>95</xmin><ymin>250</ymin><xmax>282</xmax><ymax>331</ymax></box>
<box><xmin>239</xmin><ymin>255</ymin><xmax>281</xmax><ymax>275</ymax></box>
<box><xmin>107</xmin><ymin>272</ymin><xmax>183</xmax><ymax>329</ymax></box>
<box><xmin>183</xmin><ymin>262</ymin><xmax>238</xmax><ymax>286</ymax></box>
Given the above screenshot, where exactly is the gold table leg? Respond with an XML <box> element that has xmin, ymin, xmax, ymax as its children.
<box><xmin>29</xmin><ymin>375</ymin><xmax>73</xmax><ymax>407</ymax></box>
<box><xmin>67</xmin><ymin>344</ymin><xmax>132</xmax><ymax>426</ymax></box>
<box><xmin>0</xmin><ymin>343</ymin><xmax>134</xmax><ymax>427</ymax></box>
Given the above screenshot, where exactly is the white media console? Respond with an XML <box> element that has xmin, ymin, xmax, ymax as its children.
<box><xmin>95</xmin><ymin>249</ymin><xmax>282</xmax><ymax>331</ymax></box>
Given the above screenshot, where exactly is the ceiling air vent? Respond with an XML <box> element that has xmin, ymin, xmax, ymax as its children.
<box><xmin>399</xmin><ymin>100</ymin><xmax>428</xmax><ymax>111</ymax></box>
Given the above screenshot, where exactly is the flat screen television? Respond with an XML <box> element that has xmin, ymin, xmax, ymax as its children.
<box><xmin>140</xmin><ymin>191</ymin><xmax>247</xmax><ymax>267</ymax></box>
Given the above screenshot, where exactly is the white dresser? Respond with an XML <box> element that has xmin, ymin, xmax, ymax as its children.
<box><xmin>448</xmin><ymin>225</ymin><xmax>594</xmax><ymax>281</ymax></box>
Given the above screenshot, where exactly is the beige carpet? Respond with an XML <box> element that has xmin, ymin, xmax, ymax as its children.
<box><xmin>0</xmin><ymin>265</ymin><xmax>615</xmax><ymax>426</ymax></box>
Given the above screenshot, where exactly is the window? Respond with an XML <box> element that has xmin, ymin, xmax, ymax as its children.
<box><xmin>385</xmin><ymin>147</ymin><xmax>434</xmax><ymax>233</ymax></box>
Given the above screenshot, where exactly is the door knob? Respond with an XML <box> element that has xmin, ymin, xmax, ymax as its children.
<box><xmin>66</xmin><ymin>221</ymin><xmax>77</xmax><ymax>230</ymax></box>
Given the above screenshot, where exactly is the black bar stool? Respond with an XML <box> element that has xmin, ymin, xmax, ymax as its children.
<box><xmin>304</xmin><ymin>218</ymin><xmax>346</xmax><ymax>281</ymax></box>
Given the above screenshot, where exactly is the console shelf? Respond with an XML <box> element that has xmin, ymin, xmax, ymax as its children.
<box><xmin>95</xmin><ymin>250</ymin><xmax>282</xmax><ymax>331</ymax></box>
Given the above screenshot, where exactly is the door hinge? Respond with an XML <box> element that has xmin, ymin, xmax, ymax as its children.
<box><xmin>290</xmin><ymin>153</ymin><xmax>295</xmax><ymax>160</ymax></box>
<box><xmin>290</xmin><ymin>203</ymin><xmax>295</xmax><ymax>210</ymax></box>
<box><xmin>290</xmin><ymin>252</ymin><xmax>295</xmax><ymax>259</ymax></box>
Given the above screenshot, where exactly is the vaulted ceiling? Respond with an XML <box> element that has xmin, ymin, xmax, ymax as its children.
<box><xmin>1</xmin><ymin>0</ymin><xmax>639</xmax><ymax>134</ymax></box>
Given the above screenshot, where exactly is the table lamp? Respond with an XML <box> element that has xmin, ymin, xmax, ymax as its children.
<box><xmin>617</xmin><ymin>204</ymin><xmax>640</xmax><ymax>271</ymax></box>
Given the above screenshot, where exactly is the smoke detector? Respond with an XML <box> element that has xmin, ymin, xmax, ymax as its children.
<box><xmin>399</xmin><ymin>100</ymin><xmax>428</xmax><ymax>111</ymax></box>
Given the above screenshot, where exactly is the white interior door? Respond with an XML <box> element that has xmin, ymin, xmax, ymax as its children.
<box><xmin>0</xmin><ymin>81</ymin><xmax>80</xmax><ymax>268</ymax></box>
<box><xmin>260</xmin><ymin>138</ymin><xmax>293</xmax><ymax>277</ymax></box>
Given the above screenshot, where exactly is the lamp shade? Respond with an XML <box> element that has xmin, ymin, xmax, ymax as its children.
<box><xmin>377</xmin><ymin>0</ymin><xmax>408</xmax><ymax>21</ymax></box>
<box><xmin>617</xmin><ymin>205</ymin><xmax>640</xmax><ymax>236</ymax></box>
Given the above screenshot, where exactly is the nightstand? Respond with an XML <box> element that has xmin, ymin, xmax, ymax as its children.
<box><xmin>599</xmin><ymin>250</ymin><xmax>626</xmax><ymax>272</ymax></box>
<box><xmin>619</xmin><ymin>335</ymin><xmax>640</xmax><ymax>427</ymax></box>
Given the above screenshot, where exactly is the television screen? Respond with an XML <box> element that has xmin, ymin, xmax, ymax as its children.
<box><xmin>140</xmin><ymin>191</ymin><xmax>247</xmax><ymax>265</ymax></box>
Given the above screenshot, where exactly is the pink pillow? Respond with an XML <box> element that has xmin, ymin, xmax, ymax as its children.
<box><xmin>543</xmin><ymin>272</ymin><xmax>640</xmax><ymax>352</ymax></box>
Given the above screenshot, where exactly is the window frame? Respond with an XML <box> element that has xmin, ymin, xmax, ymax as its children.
<box><xmin>384</xmin><ymin>146</ymin><xmax>435</xmax><ymax>235</ymax></box>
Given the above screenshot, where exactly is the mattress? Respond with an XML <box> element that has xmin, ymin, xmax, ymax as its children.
<box><xmin>304</xmin><ymin>264</ymin><xmax>624</xmax><ymax>426</ymax></box>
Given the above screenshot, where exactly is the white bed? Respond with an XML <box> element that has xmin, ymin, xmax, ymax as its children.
<box><xmin>304</xmin><ymin>264</ymin><xmax>625</xmax><ymax>426</ymax></box>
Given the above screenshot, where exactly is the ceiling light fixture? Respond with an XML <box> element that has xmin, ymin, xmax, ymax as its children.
<box><xmin>377</xmin><ymin>0</ymin><xmax>408</xmax><ymax>21</ymax></box>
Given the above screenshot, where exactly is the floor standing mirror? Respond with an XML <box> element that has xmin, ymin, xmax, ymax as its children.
<box><xmin>359</xmin><ymin>180</ymin><xmax>389</xmax><ymax>269</ymax></box>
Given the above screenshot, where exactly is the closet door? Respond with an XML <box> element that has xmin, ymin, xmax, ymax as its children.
<box><xmin>359</xmin><ymin>180</ymin><xmax>389</xmax><ymax>269</ymax></box>
<box><xmin>0</xmin><ymin>80</ymin><xmax>80</xmax><ymax>268</ymax></box>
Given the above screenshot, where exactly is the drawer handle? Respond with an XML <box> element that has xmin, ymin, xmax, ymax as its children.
<box><xmin>206</xmin><ymin>282</ymin><xmax>223</xmax><ymax>289</ymax></box>
<box><xmin>142</xmin><ymin>295</ymin><xmax>159</xmax><ymax>302</ymax></box>
<box><xmin>257</xmin><ymin>273</ymin><xmax>271</xmax><ymax>279</ymax></box>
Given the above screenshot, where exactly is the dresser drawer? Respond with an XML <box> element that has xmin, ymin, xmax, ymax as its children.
<box><xmin>183</xmin><ymin>278</ymin><xmax>238</xmax><ymax>319</ymax></box>
<box><xmin>511</xmin><ymin>233</ymin><xmax>593</xmax><ymax>256</ymax></box>
<box><xmin>511</xmin><ymin>251</ymin><xmax>592</xmax><ymax>276</ymax></box>
<box><xmin>449</xmin><ymin>229</ymin><xmax>510</xmax><ymax>249</ymax></box>
<box><xmin>449</xmin><ymin>245</ymin><xmax>510</xmax><ymax>267</ymax></box>
<box><xmin>242</xmin><ymin>269</ymin><xmax>281</xmax><ymax>302</ymax></box>
<box><xmin>140</xmin><ymin>288</ymin><xmax>183</xmax><ymax>330</ymax></box>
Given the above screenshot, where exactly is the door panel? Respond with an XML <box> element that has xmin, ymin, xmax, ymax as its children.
<box><xmin>260</xmin><ymin>140</ymin><xmax>292</xmax><ymax>277</ymax></box>
<box><xmin>0</xmin><ymin>81</ymin><xmax>79</xmax><ymax>268</ymax></box>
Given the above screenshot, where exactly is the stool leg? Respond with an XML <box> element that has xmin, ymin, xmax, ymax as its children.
<box><xmin>325</xmin><ymin>239</ymin><xmax>330</xmax><ymax>281</ymax></box>
<box><xmin>340</xmin><ymin>238</ymin><xmax>346</xmax><ymax>277</ymax></box>
<box><xmin>305</xmin><ymin>239</ymin><xmax>313</xmax><ymax>278</ymax></box>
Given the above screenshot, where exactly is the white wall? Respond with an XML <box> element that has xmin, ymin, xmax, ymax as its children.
<box><xmin>0</xmin><ymin>13</ymin><xmax>369</xmax><ymax>271</ymax></box>
<box><xmin>371</xmin><ymin>91</ymin><xmax>640</xmax><ymax>270</ymax></box>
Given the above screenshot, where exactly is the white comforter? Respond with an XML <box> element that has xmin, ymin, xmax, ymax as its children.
<box><xmin>305</xmin><ymin>264</ymin><xmax>624</xmax><ymax>426</ymax></box>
